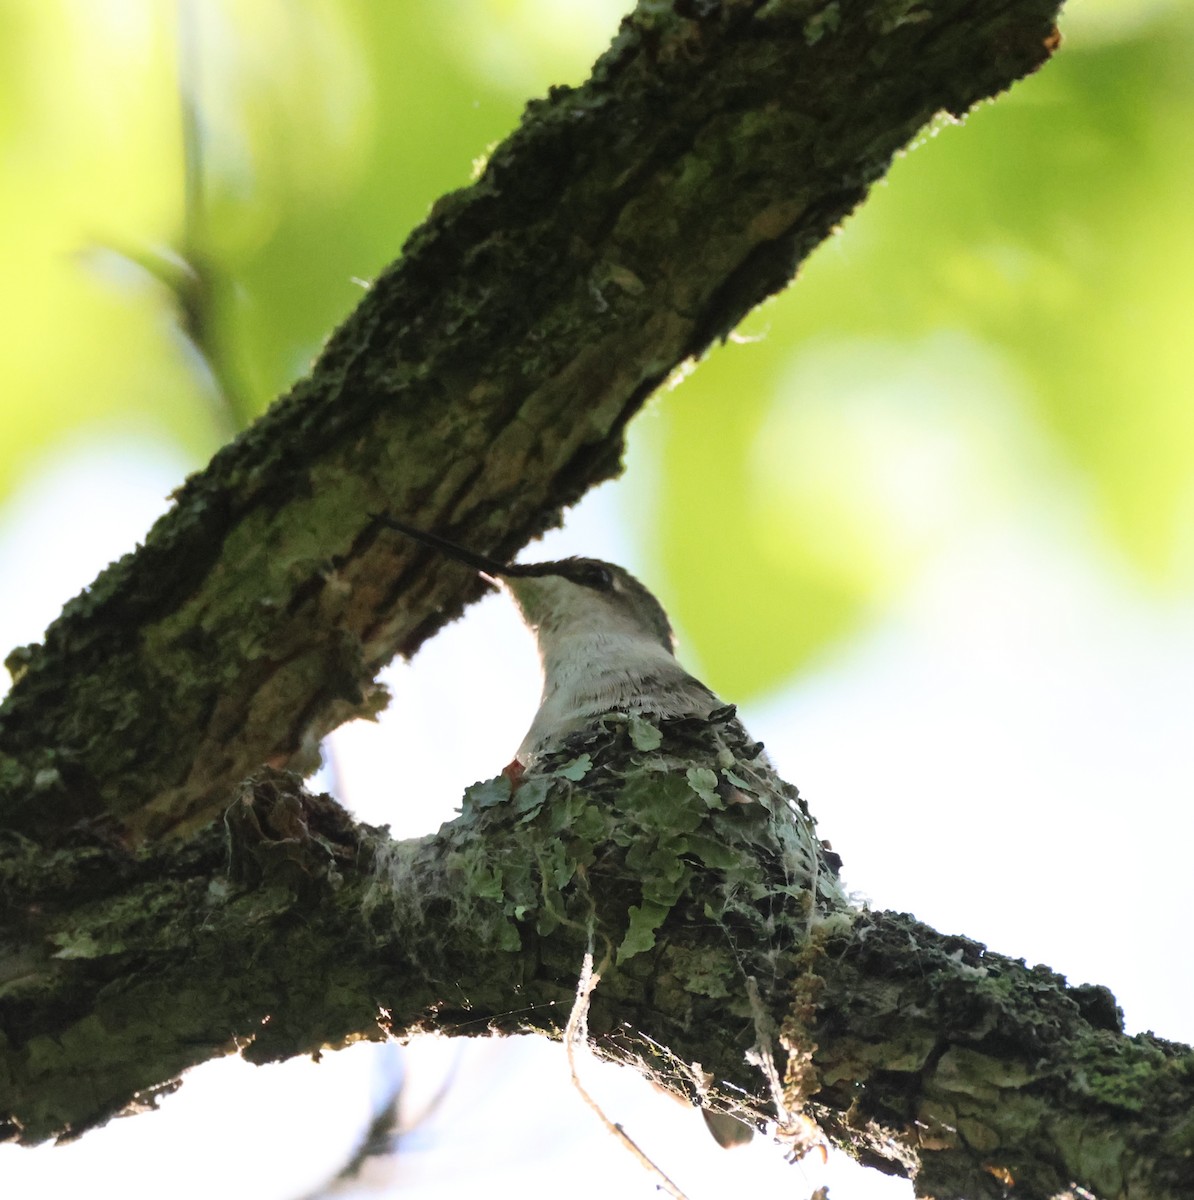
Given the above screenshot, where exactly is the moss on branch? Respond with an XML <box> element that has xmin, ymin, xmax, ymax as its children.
<box><xmin>3</xmin><ymin>739</ymin><xmax>1191</xmax><ymax>1198</ymax></box>
<box><xmin>0</xmin><ymin>0</ymin><xmax>1062</xmax><ymax>843</ymax></box>
<box><xmin>6</xmin><ymin>2</ymin><xmax>1149</xmax><ymax>1196</ymax></box>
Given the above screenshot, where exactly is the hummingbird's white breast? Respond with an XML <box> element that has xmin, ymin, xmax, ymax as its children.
<box><xmin>516</xmin><ymin>626</ymin><xmax>720</xmax><ymax>765</ymax></box>
<box><xmin>498</xmin><ymin>562</ymin><xmax>721</xmax><ymax>765</ymax></box>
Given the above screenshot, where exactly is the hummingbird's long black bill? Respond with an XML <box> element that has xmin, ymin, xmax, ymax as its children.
<box><xmin>372</xmin><ymin>513</ymin><xmax>546</xmax><ymax>580</ymax></box>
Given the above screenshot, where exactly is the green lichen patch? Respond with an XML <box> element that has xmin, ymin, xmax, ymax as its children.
<box><xmin>372</xmin><ymin>707</ymin><xmax>850</xmax><ymax>992</ymax></box>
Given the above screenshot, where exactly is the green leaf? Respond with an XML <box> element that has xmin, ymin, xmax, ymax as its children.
<box><xmin>512</xmin><ymin>776</ymin><xmax>550</xmax><ymax>823</ymax></box>
<box><xmin>685</xmin><ymin>767</ymin><xmax>723</xmax><ymax>809</ymax></box>
<box><xmin>554</xmin><ymin>754</ymin><xmax>593</xmax><ymax>782</ymax></box>
<box><xmin>463</xmin><ymin>776</ymin><xmax>512</xmax><ymax>813</ymax></box>
<box><xmin>627</xmin><ymin>714</ymin><xmax>663</xmax><ymax>751</ymax></box>
<box><xmin>618</xmin><ymin>772</ymin><xmax>705</xmax><ymax>832</ymax></box>
<box><xmin>678</xmin><ymin>832</ymin><xmax>739</xmax><ymax>870</ymax></box>
<box><xmin>642</xmin><ymin>862</ymin><xmax>689</xmax><ymax>909</ymax></box>
<box><xmin>549</xmin><ymin>858</ymin><xmax>576</xmax><ymax>890</ymax></box>
<box><xmin>617</xmin><ymin>901</ymin><xmax>670</xmax><ymax>964</ymax></box>
<box><xmin>721</xmin><ymin>768</ymin><xmax>755</xmax><ymax>792</ymax></box>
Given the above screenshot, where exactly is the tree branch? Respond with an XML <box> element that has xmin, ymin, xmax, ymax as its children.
<box><xmin>0</xmin><ymin>0</ymin><xmax>1061</xmax><ymax>843</ymax></box>
<box><xmin>6</xmin><ymin>3</ymin><xmax>1149</xmax><ymax>1197</ymax></box>
<box><xmin>4</xmin><ymin>727</ymin><xmax>1191</xmax><ymax>1198</ymax></box>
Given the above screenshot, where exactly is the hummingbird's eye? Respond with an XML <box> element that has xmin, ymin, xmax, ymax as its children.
<box><xmin>573</xmin><ymin>562</ymin><xmax>614</xmax><ymax>591</ymax></box>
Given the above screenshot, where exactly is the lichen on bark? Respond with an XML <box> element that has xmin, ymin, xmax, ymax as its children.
<box><xmin>0</xmin><ymin>0</ymin><xmax>1063</xmax><ymax>846</ymax></box>
<box><xmin>14</xmin><ymin>3</ymin><xmax>1186</xmax><ymax>1198</ymax></box>
<box><xmin>5</xmin><ymin>745</ymin><xmax>1193</xmax><ymax>1196</ymax></box>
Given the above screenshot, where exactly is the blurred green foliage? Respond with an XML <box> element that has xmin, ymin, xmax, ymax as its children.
<box><xmin>1</xmin><ymin>0</ymin><xmax>1190</xmax><ymax>696</ymax></box>
<box><xmin>650</xmin><ymin>3</ymin><xmax>1194</xmax><ymax>692</ymax></box>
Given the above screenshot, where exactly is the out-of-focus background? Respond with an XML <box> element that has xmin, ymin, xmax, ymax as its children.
<box><xmin>1</xmin><ymin>1</ymin><xmax>1191</xmax><ymax>1197</ymax></box>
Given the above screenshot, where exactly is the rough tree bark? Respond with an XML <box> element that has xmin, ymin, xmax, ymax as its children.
<box><xmin>6</xmin><ymin>2</ymin><xmax>1190</xmax><ymax>1198</ymax></box>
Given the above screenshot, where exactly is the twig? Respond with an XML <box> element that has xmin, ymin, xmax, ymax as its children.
<box><xmin>565</xmin><ymin>950</ymin><xmax>691</xmax><ymax>1200</ymax></box>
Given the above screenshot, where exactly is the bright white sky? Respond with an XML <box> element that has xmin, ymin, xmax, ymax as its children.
<box><xmin>0</xmin><ymin>433</ymin><xmax>1190</xmax><ymax>1200</ymax></box>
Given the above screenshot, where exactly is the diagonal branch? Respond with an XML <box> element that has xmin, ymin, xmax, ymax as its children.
<box><xmin>0</xmin><ymin>0</ymin><xmax>1061</xmax><ymax>843</ymax></box>
<box><xmin>7</xmin><ymin>4</ymin><xmax>1139</xmax><ymax>1197</ymax></box>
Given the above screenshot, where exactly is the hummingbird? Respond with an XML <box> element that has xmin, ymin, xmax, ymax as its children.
<box><xmin>374</xmin><ymin>515</ymin><xmax>847</xmax><ymax>1147</ymax></box>
<box><xmin>374</xmin><ymin>517</ymin><xmax>729</xmax><ymax>764</ymax></box>
<box><xmin>374</xmin><ymin>513</ymin><xmax>844</xmax><ymax>874</ymax></box>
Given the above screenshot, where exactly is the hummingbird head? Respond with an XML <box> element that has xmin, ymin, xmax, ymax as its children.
<box><xmin>499</xmin><ymin>558</ymin><xmax>676</xmax><ymax>657</ymax></box>
<box><xmin>372</xmin><ymin>514</ymin><xmax>675</xmax><ymax>656</ymax></box>
<box><xmin>374</xmin><ymin>515</ymin><xmax>715</xmax><ymax>762</ymax></box>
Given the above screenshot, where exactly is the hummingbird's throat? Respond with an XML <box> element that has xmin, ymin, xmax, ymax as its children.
<box><xmin>370</xmin><ymin>514</ymin><xmax>702</xmax><ymax>761</ymax></box>
<box><xmin>517</xmin><ymin>631</ymin><xmax>719</xmax><ymax>765</ymax></box>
